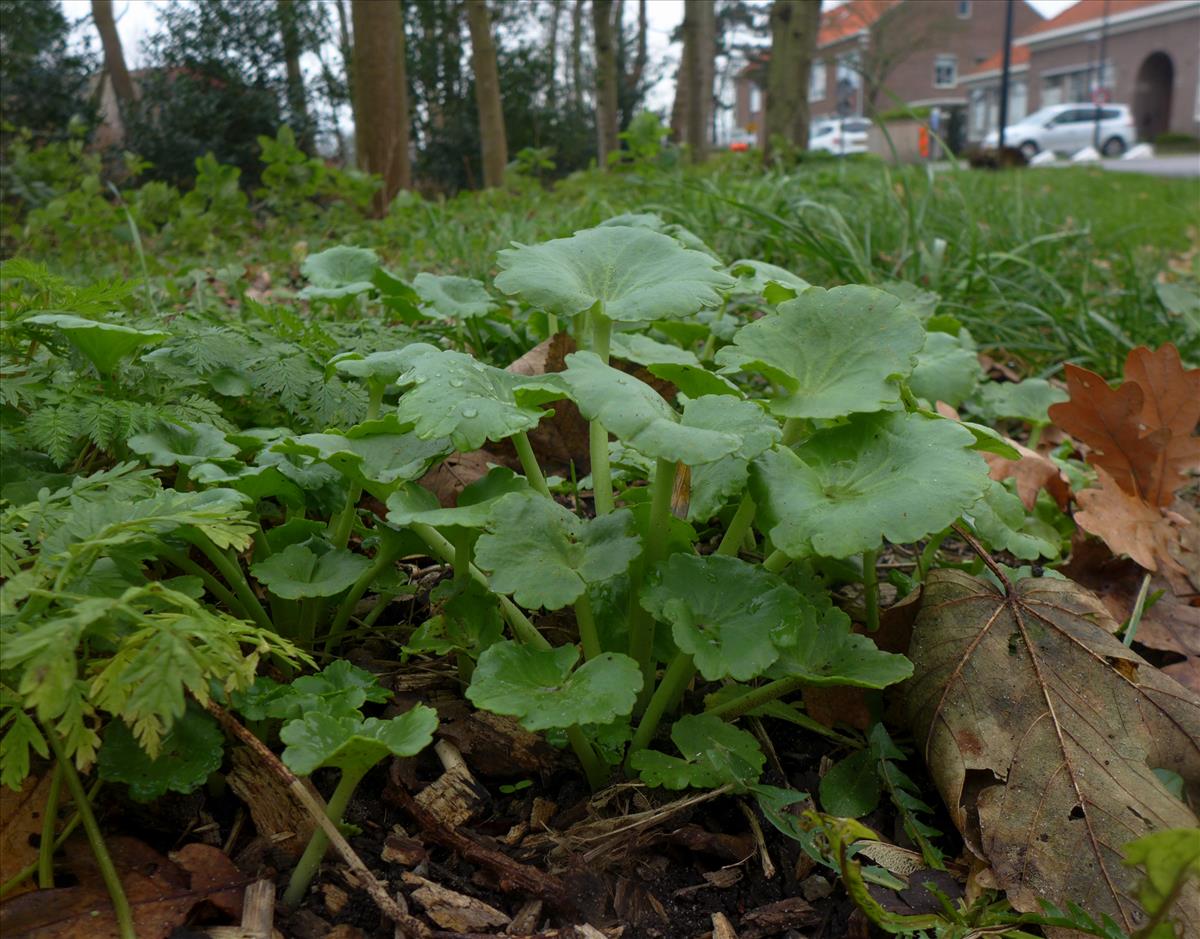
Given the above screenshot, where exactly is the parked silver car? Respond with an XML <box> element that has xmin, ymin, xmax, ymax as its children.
<box><xmin>809</xmin><ymin>117</ymin><xmax>872</xmax><ymax>155</ymax></box>
<box><xmin>983</xmin><ymin>103</ymin><xmax>1136</xmax><ymax>158</ymax></box>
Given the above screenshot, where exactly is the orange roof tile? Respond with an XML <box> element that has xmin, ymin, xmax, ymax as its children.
<box><xmin>818</xmin><ymin>0</ymin><xmax>902</xmax><ymax>47</ymax></box>
<box><xmin>963</xmin><ymin>44</ymin><xmax>1031</xmax><ymax>78</ymax></box>
<box><xmin>1022</xmin><ymin>0</ymin><xmax>1173</xmax><ymax>36</ymax></box>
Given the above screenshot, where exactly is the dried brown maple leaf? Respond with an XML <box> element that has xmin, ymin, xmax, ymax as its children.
<box><xmin>1075</xmin><ymin>468</ymin><xmax>1188</xmax><ymax>575</ymax></box>
<box><xmin>902</xmin><ymin>570</ymin><xmax>1200</xmax><ymax>934</ymax></box>
<box><xmin>1048</xmin><ymin>362</ymin><xmax>1171</xmax><ymax>504</ymax></box>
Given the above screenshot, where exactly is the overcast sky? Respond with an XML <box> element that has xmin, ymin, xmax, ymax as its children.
<box><xmin>61</xmin><ymin>0</ymin><xmax>1080</xmax><ymax>113</ymax></box>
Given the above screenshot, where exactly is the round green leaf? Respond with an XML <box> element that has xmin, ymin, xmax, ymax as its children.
<box><xmin>908</xmin><ymin>331</ymin><xmax>983</xmax><ymax>408</ymax></box>
<box><xmin>715</xmin><ymin>285</ymin><xmax>925</xmax><ymax>419</ymax></box>
<box><xmin>395</xmin><ymin>349</ymin><xmax>567</xmax><ymax>451</ymax></box>
<box><xmin>328</xmin><ymin>344</ymin><xmax>439</xmax><ymax>385</ymax></box>
<box><xmin>729</xmin><ymin>259</ymin><xmax>810</xmax><ymax>302</ymax></box>
<box><xmin>279</xmin><ymin>705</ymin><xmax>438</xmax><ymax>776</ymax></box>
<box><xmin>466</xmin><ymin>641</ymin><xmax>642</xmax><ymax>731</ymax></box>
<box><xmin>475</xmin><ymin>491</ymin><xmax>642</xmax><ymax>610</ymax></box>
<box><xmin>414</xmin><ymin>273</ymin><xmax>494</xmax><ymax>319</ymax></box>
<box><xmin>681</xmin><ymin>396</ymin><xmax>781</xmax><ymax>520</ymax></box>
<box><xmin>26</xmin><ymin>313</ymin><xmax>168</xmax><ymax>375</ymax></box>
<box><xmin>963</xmin><ymin>480</ymin><xmax>1061</xmax><ymax>561</ymax></box>
<box><xmin>766</xmin><ymin>605</ymin><xmax>914</xmax><ymax>688</ymax></box>
<box><xmin>597</xmin><ymin>212</ymin><xmax>715</xmax><ymax>254</ymax></box>
<box><xmin>189</xmin><ymin>462</ymin><xmax>306</xmax><ymax>508</ymax></box>
<box><xmin>98</xmin><ymin>706</ymin><xmax>223</xmax><ymax>802</ymax></box>
<box><xmin>819</xmin><ymin>749</ymin><xmax>881</xmax><ymax>817</ymax></box>
<box><xmin>609</xmin><ymin>333</ymin><xmax>741</xmax><ymax>398</ymax></box>
<box><xmin>386</xmin><ymin>466</ymin><xmax>529</xmax><ymax>530</ymax></box>
<box><xmin>128</xmin><ymin>421</ymin><xmax>238</xmax><ymax>468</ymax></box>
<box><xmin>641</xmin><ymin>554</ymin><xmax>814</xmax><ymax>681</ymax></box>
<box><xmin>632</xmin><ymin>714</ymin><xmax>765</xmax><ymax>791</ymax></box>
<box><xmin>494</xmin><ymin>225</ymin><xmax>734</xmax><ymax>322</ymax></box>
<box><xmin>562</xmin><ymin>351</ymin><xmax>740</xmax><ymax>465</ymax></box>
<box><xmin>970</xmin><ymin>378</ymin><xmax>1069</xmax><ymax>426</ymax></box>
<box><xmin>251</xmin><ymin>541</ymin><xmax>372</xmax><ymax>599</ymax></box>
<box><xmin>274</xmin><ymin>419</ymin><xmax>451</xmax><ymax>496</ymax></box>
<box><xmin>750</xmin><ymin>410</ymin><xmax>989</xmax><ymax>558</ymax></box>
<box><xmin>301</xmin><ymin>245</ymin><xmax>379</xmax><ymax>288</ymax></box>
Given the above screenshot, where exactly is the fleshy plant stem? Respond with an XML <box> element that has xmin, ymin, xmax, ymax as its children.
<box><xmin>323</xmin><ymin>542</ymin><xmax>405</xmax><ymax>654</ymax></box>
<box><xmin>566</xmin><ymin>725</ymin><xmax>608</xmax><ymax>791</ymax></box>
<box><xmin>44</xmin><ymin>727</ymin><xmax>135</xmax><ymax>939</ymax></box>
<box><xmin>157</xmin><ymin>545</ymin><xmax>246</xmax><ymax>617</ymax></box>
<box><xmin>704</xmin><ymin>676</ymin><xmax>806</xmax><ymax>722</ymax></box>
<box><xmin>628</xmin><ymin>652</ymin><xmax>696</xmax><ymax>759</ymax></box>
<box><xmin>916</xmin><ymin>529</ymin><xmax>949</xmax><ymax>581</ymax></box>
<box><xmin>512</xmin><ymin>431</ymin><xmax>551</xmax><ymax>498</ymax></box>
<box><xmin>762</xmin><ymin>549</ymin><xmax>791</xmax><ymax>574</ymax></box>
<box><xmin>1026</xmin><ymin>423</ymin><xmax>1043</xmax><ymax>450</ymax></box>
<box><xmin>573</xmin><ymin>590</ymin><xmax>601</xmax><ymax>660</ymax></box>
<box><xmin>283</xmin><ymin>764</ymin><xmax>368</xmax><ymax>909</ymax></box>
<box><xmin>699</xmin><ymin>300</ymin><xmax>728</xmax><ymax>361</ymax></box>
<box><xmin>411</xmin><ymin>523</ymin><xmax>551</xmax><ymax>650</ymax></box>
<box><xmin>781</xmin><ymin>418</ymin><xmax>807</xmax><ymax>447</ymax></box>
<box><xmin>182</xmin><ymin>533</ymin><xmax>275</xmax><ymax>635</ymax></box>
<box><xmin>862</xmin><ymin>549</ymin><xmax>880</xmax><ymax>633</ymax></box>
<box><xmin>588</xmin><ymin>307</ymin><xmax>615</xmax><ymax>516</ymax></box>
<box><xmin>628</xmin><ymin>458</ymin><xmax>676</xmax><ymax>709</ymax></box>
<box><xmin>715</xmin><ymin>496</ymin><xmax>756</xmax><ymax>556</ymax></box>
<box><xmin>38</xmin><ymin>763</ymin><xmax>64</xmax><ymax>888</ymax></box>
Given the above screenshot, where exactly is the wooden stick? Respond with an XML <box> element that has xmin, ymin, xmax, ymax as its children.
<box><xmin>202</xmin><ymin>701</ymin><xmax>430</xmax><ymax>939</ymax></box>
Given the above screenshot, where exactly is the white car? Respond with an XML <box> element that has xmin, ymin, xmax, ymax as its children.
<box><xmin>982</xmin><ymin>104</ymin><xmax>1136</xmax><ymax>159</ymax></box>
<box><xmin>809</xmin><ymin>117</ymin><xmax>872</xmax><ymax>155</ymax></box>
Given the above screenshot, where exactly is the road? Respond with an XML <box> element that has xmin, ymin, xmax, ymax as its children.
<box><xmin>1097</xmin><ymin>155</ymin><xmax>1200</xmax><ymax>178</ymax></box>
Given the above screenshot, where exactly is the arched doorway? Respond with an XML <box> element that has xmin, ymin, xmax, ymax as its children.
<box><xmin>1134</xmin><ymin>52</ymin><xmax>1174</xmax><ymax>142</ymax></box>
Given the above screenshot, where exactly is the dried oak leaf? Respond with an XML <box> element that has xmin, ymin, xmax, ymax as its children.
<box><xmin>1049</xmin><ymin>345</ymin><xmax>1200</xmax><ymax>506</ymax></box>
<box><xmin>1075</xmin><ymin>468</ymin><xmax>1189</xmax><ymax>575</ymax></box>
<box><xmin>983</xmin><ymin>442</ymin><xmax>1071</xmax><ymax>511</ymax></box>
<box><xmin>901</xmin><ymin>570</ymin><xmax>1200</xmax><ymax>935</ymax></box>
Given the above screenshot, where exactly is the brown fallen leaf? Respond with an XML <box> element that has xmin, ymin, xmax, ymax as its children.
<box><xmin>506</xmin><ymin>332</ymin><xmax>590</xmax><ymax>475</ymax></box>
<box><xmin>1123</xmin><ymin>343</ymin><xmax>1200</xmax><ymax>480</ymax></box>
<box><xmin>0</xmin><ymin>773</ymin><xmax>54</xmax><ymax>898</ymax></box>
<box><xmin>1074</xmin><ymin>468</ymin><xmax>1188</xmax><ymax>575</ymax></box>
<box><xmin>901</xmin><ymin>570</ymin><xmax>1200</xmax><ymax>935</ymax></box>
<box><xmin>982</xmin><ymin>443</ymin><xmax>1071</xmax><ymax>511</ymax></box>
<box><xmin>0</xmin><ymin>835</ymin><xmax>247</xmax><ymax>939</ymax></box>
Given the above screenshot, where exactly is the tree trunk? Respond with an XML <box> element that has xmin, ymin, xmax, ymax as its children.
<box><xmin>91</xmin><ymin>0</ymin><xmax>135</xmax><ymax>129</ymax></box>
<box><xmin>592</xmin><ymin>0</ymin><xmax>619</xmax><ymax>166</ymax></box>
<box><xmin>465</xmin><ymin>0</ymin><xmax>508</xmax><ymax>188</ymax></box>
<box><xmin>570</xmin><ymin>0</ymin><xmax>584</xmax><ymax>109</ymax></box>
<box><xmin>276</xmin><ymin>0</ymin><xmax>313</xmax><ymax>152</ymax></box>
<box><xmin>547</xmin><ymin>0</ymin><xmax>562</xmax><ymax>111</ymax></box>
<box><xmin>351</xmin><ymin>0</ymin><xmax>411</xmax><ymax>213</ymax></box>
<box><xmin>682</xmin><ymin>0</ymin><xmax>714</xmax><ymax>162</ymax></box>
<box><xmin>764</xmin><ymin>0</ymin><xmax>820</xmax><ymax>163</ymax></box>
<box><xmin>629</xmin><ymin>0</ymin><xmax>647</xmax><ymax>98</ymax></box>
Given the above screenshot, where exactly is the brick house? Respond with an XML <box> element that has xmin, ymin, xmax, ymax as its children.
<box><xmin>733</xmin><ymin>0</ymin><xmax>1044</xmax><ymax>148</ymax></box>
<box><xmin>960</xmin><ymin>0</ymin><xmax>1200</xmax><ymax>144</ymax></box>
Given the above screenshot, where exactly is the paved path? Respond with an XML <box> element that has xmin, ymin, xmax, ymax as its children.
<box><xmin>1097</xmin><ymin>155</ymin><xmax>1200</xmax><ymax>178</ymax></box>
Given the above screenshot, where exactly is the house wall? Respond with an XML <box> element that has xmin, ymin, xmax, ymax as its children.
<box><xmin>1027</xmin><ymin>14</ymin><xmax>1200</xmax><ymax>135</ymax></box>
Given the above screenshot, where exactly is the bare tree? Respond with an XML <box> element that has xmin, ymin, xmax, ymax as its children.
<box><xmin>764</xmin><ymin>0</ymin><xmax>820</xmax><ymax>161</ymax></box>
<box><xmin>276</xmin><ymin>0</ymin><xmax>312</xmax><ymax>151</ymax></box>
<box><xmin>681</xmin><ymin>0</ymin><xmax>715</xmax><ymax>162</ymax></box>
<box><xmin>570</xmin><ymin>0</ymin><xmax>585</xmax><ymax>108</ymax></box>
<box><xmin>351</xmin><ymin>0</ymin><xmax>411</xmax><ymax>213</ymax></box>
<box><xmin>629</xmin><ymin>0</ymin><xmax>647</xmax><ymax>98</ymax></box>
<box><xmin>592</xmin><ymin>0</ymin><xmax>619</xmax><ymax>165</ymax></box>
<box><xmin>547</xmin><ymin>0</ymin><xmax>562</xmax><ymax>110</ymax></box>
<box><xmin>91</xmin><ymin>0</ymin><xmax>136</xmax><ymax>130</ymax></box>
<box><xmin>465</xmin><ymin>0</ymin><xmax>508</xmax><ymax>188</ymax></box>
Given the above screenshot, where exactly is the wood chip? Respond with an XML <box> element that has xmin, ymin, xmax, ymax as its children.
<box><xmin>712</xmin><ymin>912</ymin><xmax>739</xmax><ymax>939</ymax></box>
<box><xmin>506</xmin><ymin>899</ymin><xmax>543</xmax><ymax>934</ymax></box>
<box><xmin>401</xmin><ymin>872</ymin><xmax>510</xmax><ymax>932</ymax></box>
<box><xmin>529</xmin><ymin>797</ymin><xmax>557</xmax><ymax>831</ymax></box>
<box><xmin>382</xmin><ymin>827</ymin><xmax>428</xmax><ymax>867</ymax></box>
<box><xmin>226</xmin><ymin>747</ymin><xmax>314</xmax><ymax>858</ymax></box>
<box><xmin>739</xmin><ymin>898</ymin><xmax>819</xmax><ymax>939</ymax></box>
<box><xmin>414</xmin><ymin>760</ymin><xmax>488</xmax><ymax>828</ymax></box>
<box><xmin>322</xmin><ymin>882</ymin><xmax>350</xmax><ymax>915</ymax></box>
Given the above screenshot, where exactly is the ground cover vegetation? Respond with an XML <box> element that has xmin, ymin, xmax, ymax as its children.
<box><xmin>1</xmin><ymin>3</ymin><xmax>1199</xmax><ymax>937</ymax></box>
<box><xmin>1</xmin><ymin>130</ymin><xmax>1197</xmax><ymax>938</ymax></box>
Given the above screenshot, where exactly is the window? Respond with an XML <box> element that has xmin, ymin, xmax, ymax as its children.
<box><xmin>1042</xmin><ymin>77</ymin><xmax>1063</xmax><ymax>106</ymax></box>
<box><xmin>934</xmin><ymin>55</ymin><xmax>957</xmax><ymax>88</ymax></box>
<box><xmin>957</xmin><ymin>0</ymin><xmax>972</xmax><ymax>17</ymax></box>
<box><xmin>1010</xmin><ymin>79</ymin><xmax>1028</xmax><ymax>121</ymax></box>
<box><xmin>809</xmin><ymin>61</ymin><xmax>826</xmax><ymax>101</ymax></box>
<box><xmin>970</xmin><ymin>88</ymin><xmax>987</xmax><ymax>135</ymax></box>
<box><xmin>836</xmin><ymin>52</ymin><xmax>861</xmax><ymax>89</ymax></box>
<box><xmin>749</xmin><ymin>86</ymin><xmax>762</xmax><ymax>114</ymax></box>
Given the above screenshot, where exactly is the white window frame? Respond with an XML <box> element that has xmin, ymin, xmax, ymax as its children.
<box><xmin>809</xmin><ymin>60</ymin><xmax>826</xmax><ymax>102</ymax></box>
<box><xmin>957</xmin><ymin>0</ymin><xmax>972</xmax><ymax>18</ymax></box>
<box><xmin>749</xmin><ymin>85</ymin><xmax>762</xmax><ymax>114</ymax></box>
<box><xmin>934</xmin><ymin>55</ymin><xmax>958</xmax><ymax>89</ymax></box>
